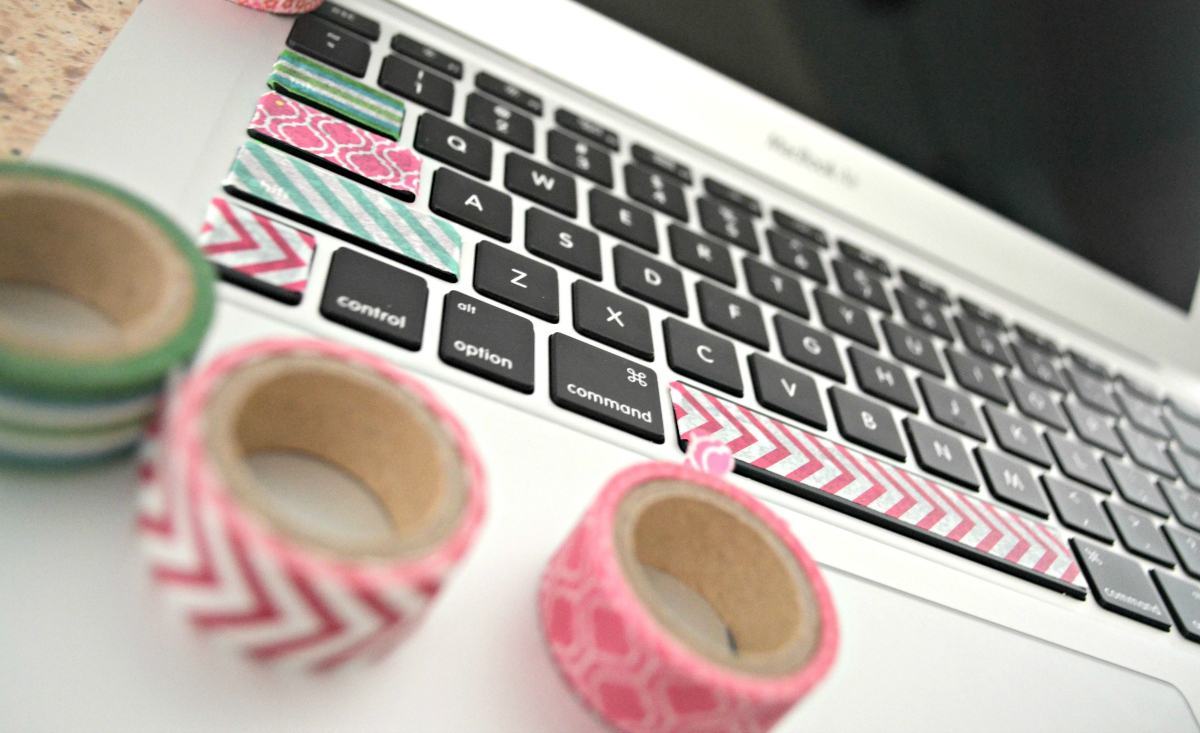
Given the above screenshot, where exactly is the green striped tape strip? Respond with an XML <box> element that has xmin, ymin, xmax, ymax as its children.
<box><xmin>268</xmin><ymin>49</ymin><xmax>406</xmax><ymax>140</ymax></box>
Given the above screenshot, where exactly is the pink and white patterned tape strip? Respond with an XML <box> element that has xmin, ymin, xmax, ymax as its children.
<box><xmin>199</xmin><ymin>198</ymin><xmax>316</xmax><ymax>293</ymax></box>
<box><xmin>224</xmin><ymin>0</ymin><xmax>323</xmax><ymax>15</ymax></box>
<box><xmin>539</xmin><ymin>461</ymin><xmax>838</xmax><ymax>733</ymax></box>
<box><xmin>137</xmin><ymin>338</ymin><xmax>487</xmax><ymax>672</ymax></box>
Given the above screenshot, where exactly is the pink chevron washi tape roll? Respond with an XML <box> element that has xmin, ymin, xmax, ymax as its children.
<box><xmin>138</xmin><ymin>337</ymin><xmax>486</xmax><ymax>672</ymax></box>
<box><xmin>224</xmin><ymin>0</ymin><xmax>323</xmax><ymax>14</ymax></box>
<box><xmin>539</xmin><ymin>461</ymin><xmax>838</xmax><ymax>733</ymax></box>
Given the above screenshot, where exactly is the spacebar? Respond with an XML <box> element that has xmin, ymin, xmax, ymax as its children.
<box><xmin>669</xmin><ymin>381</ymin><xmax>1088</xmax><ymax>599</ymax></box>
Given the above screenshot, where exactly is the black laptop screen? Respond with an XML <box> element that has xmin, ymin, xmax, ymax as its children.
<box><xmin>577</xmin><ymin>1</ymin><xmax>1200</xmax><ymax>312</ymax></box>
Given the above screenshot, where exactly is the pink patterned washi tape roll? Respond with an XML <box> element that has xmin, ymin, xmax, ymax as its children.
<box><xmin>540</xmin><ymin>461</ymin><xmax>838</xmax><ymax>733</ymax></box>
<box><xmin>224</xmin><ymin>0</ymin><xmax>323</xmax><ymax>14</ymax></box>
<box><xmin>138</xmin><ymin>337</ymin><xmax>486</xmax><ymax>672</ymax></box>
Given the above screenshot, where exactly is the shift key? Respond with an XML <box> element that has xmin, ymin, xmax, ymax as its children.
<box><xmin>440</xmin><ymin>292</ymin><xmax>535</xmax><ymax>393</ymax></box>
<box><xmin>549</xmin><ymin>333</ymin><xmax>664</xmax><ymax>443</ymax></box>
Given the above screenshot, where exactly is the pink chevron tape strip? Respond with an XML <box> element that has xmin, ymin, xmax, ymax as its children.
<box><xmin>199</xmin><ymin>197</ymin><xmax>316</xmax><ymax>295</ymax></box>
<box><xmin>249</xmin><ymin>92</ymin><xmax>422</xmax><ymax>201</ymax></box>
<box><xmin>224</xmin><ymin>0</ymin><xmax>322</xmax><ymax>14</ymax></box>
<box><xmin>137</xmin><ymin>338</ymin><xmax>487</xmax><ymax>672</ymax></box>
<box><xmin>540</xmin><ymin>461</ymin><xmax>838</xmax><ymax>733</ymax></box>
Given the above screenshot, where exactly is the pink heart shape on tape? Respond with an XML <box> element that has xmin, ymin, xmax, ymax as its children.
<box><xmin>684</xmin><ymin>436</ymin><xmax>734</xmax><ymax>477</ymax></box>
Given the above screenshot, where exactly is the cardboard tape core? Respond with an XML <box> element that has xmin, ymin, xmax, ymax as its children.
<box><xmin>0</xmin><ymin>178</ymin><xmax>194</xmax><ymax>361</ymax></box>
<box><xmin>615</xmin><ymin>479</ymin><xmax>822</xmax><ymax>676</ymax></box>
<box><xmin>205</xmin><ymin>353</ymin><xmax>469</xmax><ymax>559</ymax></box>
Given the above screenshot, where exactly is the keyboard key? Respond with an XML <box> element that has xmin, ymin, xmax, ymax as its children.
<box><xmin>1044</xmin><ymin>476</ymin><xmax>1115</xmax><ymax>542</ymax></box>
<box><xmin>590</xmin><ymin>189</ymin><xmax>657</xmax><ymax>252</ymax></box>
<box><xmin>907</xmin><ymin>420</ymin><xmax>979</xmax><ymax>488</ymax></box>
<box><xmin>613</xmin><ymin>245</ymin><xmax>687</xmax><ymax>315</ymax></box>
<box><xmin>703</xmin><ymin>177</ymin><xmax>761</xmax><ymax>217</ymax></box>
<box><xmin>1165</xmin><ymin>409</ymin><xmax>1200</xmax><ymax>454</ymax></box>
<box><xmin>390</xmin><ymin>34</ymin><xmax>463</xmax><ymax>79</ymax></box>
<box><xmin>1162</xmin><ymin>482</ymin><xmax>1200</xmax><ymax>532</ymax></box>
<box><xmin>312</xmin><ymin>2</ymin><xmax>380</xmax><ymax>41</ymax></box>
<box><xmin>663</xmin><ymin>318</ymin><xmax>742</xmax><ymax>396</ymax></box>
<box><xmin>1014</xmin><ymin>325</ymin><xmax>1059</xmax><ymax>356</ymax></box>
<box><xmin>1008</xmin><ymin>376</ymin><xmax>1067</xmax><ymax>431</ymax></box>
<box><xmin>1165</xmin><ymin>525</ymin><xmax>1200</xmax><ymax>578</ymax></box>
<box><xmin>475</xmin><ymin>71</ymin><xmax>542</xmax><ymax>115</ymax></box>
<box><xmin>1170</xmin><ymin>444</ymin><xmax>1200</xmax><ymax>489</ymax></box>
<box><xmin>415</xmin><ymin>114</ymin><xmax>492</xmax><ymax>179</ymax></box>
<box><xmin>696</xmin><ymin>281</ymin><xmax>768</xmax><ymax>349</ymax></box>
<box><xmin>744</xmin><ymin>259</ymin><xmax>808</xmax><ymax>319</ymax></box>
<box><xmin>883</xmin><ymin>321</ymin><xmax>944</xmax><ymax>377</ymax></box>
<box><xmin>524</xmin><ymin>208</ymin><xmax>602</xmax><ymax>279</ymax></box>
<box><xmin>958</xmin><ymin>297</ymin><xmax>1005</xmax><ymax>330</ymax></box>
<box><xmin>1118</xmin><ymin>374</ymin><xmax>1159</xmax><ymax>404</ymax></box>
<box><xmin>429</xmin><ymin>168</ymin><xmax>512</xmax><ymax>241</ymax></box>
<box><xmin>1011</xmin><ymin>341</ymin><xmax>1066</xmax><ymax>391</ymax></box>
<box><xmin>947</xmin><ymin>349</ymin><xmax>1009</xmax><ymax>404</ymax></box>
<box><xmin>829</xmin><ymin>388</ymin><xmax>906</xmax><ymax>460</ymax></box>
<box><xmin>1072</xmin><ymin>538</ymin><xmax>1170</xmax><ymax>630</ymax></box>
<box><xmin>748</xmin><ymin>353</ymin><xmax>826</xmax><ymax>429</ymax></box>
<box><xmin>439</xmin><ymin>291</ymin><xmax>534</xmax><ymax>393</ymax></box>
<box><xmin>771</xmin><ymin>210</ymin><xmax>827</xmax><ymax>247</ymax></box>
<box><xmin>957</xmin><ymin>316</ymin><xmax>1010</xmax><ymax>366</ymax></box>
<box><xmin>549</xmin><ymin>333</ymin><xmax>663</xmax><ymax>443</ymax></box>
<box><xmin>1150</xmin><ymin>571</ymin><xmax>1200</xmax><ymax>642</ymax></box>
<box><xmin>669</xmin><ymin>226</ymin><xmax>735</xmax><ymax>285</ymax></box>
<box><xmin>1068</xmin><ymin>349</ymin><xmax>1110</xmax><ymax>377</ymax></box>
<box><xmin>572</xmin><ymin>281</ymin><xmax>653</xmax><ymax>360</ymax></box>
<box><xmin>466</xmin><ymin>94</ymin><xmax>535</xmax><ymax>152</ymax></box>
<box><xmin>548</xmin><ymin>129</ymin><xmax>613</xmax><ymax>187</ymax></box>
<box><xmin>1107</xmin><ymin>502</ymin><xmax>1175</xmax><ymax>567</ymax></box>
<box><xmin>698</xmin><ymin>197</ymin><xmax>759</xmax><ymax>252</ymax></box>
<box><xmin>899</xmin><ymin>269</ymin><xmax>950</xmax><ymax>304</ymax></box>
<box><xmin>815</xmin><ymin>290</ymin><xmax>878</xmax><ymax>348</ymax></box>
<box><xmin>473</xmin><ymin>241</ymin><xmax>559</xmax><ymax>322</ymax></box>
<box><xmin>837</xmin><ymin>240</ymin><xmax>890</xmax><ymax>276</ymax></box>
<box><xmin>505</xmin><ymin>152</ymin><xmax>576</xmax><ymax>216</ymax></box>
<box><xmin>555</xmin><ymin>108</ymin><xmax>619</xmax><ymax>150</ymax></box>
<box><xmin>320</xmin><ymin>248</ymin><xmax>427</xmax><ymax>350</ymax></box>
<box><xmin>977</xmin><ymin>448</ymin><xmax>1048</xmax><ymax>516</ymax></box>
<box><xmin>896</xmin><ymin>288</ymin><xmax>954</xmax><ymax>340</ymax></box>
<box><xmin>1115</xmin><ymin>385</ymin><xmax>1170</xmax><ymax>439</ymax></box>
<box><xmin>626</xmin><ymin>165</ymin><xmax>688</xmax><ymax>221</ymax></box>
<box><xmin>766</xmin><ymin>229</ymin><xmax>827</xmax><ymax>283</ymax></box>
<box><xmin>833</xmin><ymin>259</ymin><xmax>892</xmax><ymax>313</ymax></box>
<box><xmin>1064</xmin><ymin>363</ymin><xmax>1120</xmax><ymax>416</ymax></box>
<box><xmin>849</xmin><ymin>347</ymin><xmax>917</xmax><ymax>412</ymax></box>
<box><xmin>775</xmin><ymin>314</ymin><xmax>844</xmax><ymax>381</ymax></box>
<box><xmin>1065</xmin><ymin>399</ymin><xmax>1124</xmax><ymax>455</ymax></box>
<box><xmin>984</xmin><ymin>404</ymin><xmax>1052</xmax><ymax>467</ymax></box>
<box><xmin>1105</xmin><ymin>457</ymin><xmax>1170</xmax><ymax>517</ymax></box>
<box><xmin>1119</xmin><ymin>422</ymin><xmax>1177</xmax><ymax>478</ymax></box>
<box><xmin>268</xmin><ymin>49</ymin><xmax>404</xmax><ymax>140</ymax></box>
<box><xmin>379</xmin><ymin>55</ymin><xmax>455</xmax><ymax>115</ymax></box>
<box><xmin>1047</xmin><ymin>432</ymin><xmax>1115</xmax><ymax>492</ymax></box>
<box><xmin>288</xmin><ymin>15</ymin><xmax>370</xmax><ymax>77</ymax></box>
<box><xmin>919</xmin><ymin>377</ymin><xmax>985</xmax><ymax>440</ymax></box>
<box><xmin>1168</xmin><ymin>398</ymin><xmax>1200</xmax><ymax>426</ymax></box>
<box><xmin>631</xmin><ymin>143</ymin><xmax>692</xmax><ymax>183</ymax></box>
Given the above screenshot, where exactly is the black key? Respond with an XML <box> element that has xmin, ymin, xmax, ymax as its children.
<box><xmin>1165</xmin><ymin>409</ymin><xmax>1200</xmax><ymax>455</ymax></box>
<box><xmin>1151</xmin><ymin>571</ymin><xmax>1200</xmax><ymax>642</ymax></box>
<box><xmin>548</xmin><ymin>333</ymin><xmax>663</xmax><ymax>443</ymax></box>
<box><xmin>833</xmin><ymin>259</ymin><xmax>892</xmax><ymax>313</ymax></box>
<box><xmin>899</xmin><ymin>269</ymin><xmax>950</xmax><ymax>304</ymax></box>
<box><xmin>896</xmin><ymin>288</ymin><xmax>954</xmax><ymax>340</ymax></box>
<box><xmin>957</xmin><ymin>316</ymin><xmax>1010</xmax><ymax>366</ymax></box>
<box><xmin>1107</xmin><ymin>502</ymin><xmax>1175</xmax><ymax>567</ymax></box>
<box><xmin>958</xmin><ymin>297</ymin><xmax>1005</xmax><ymax>330</ymax></box>
<box><xmin>1119</xmin><ymin>422</ymin><xmax>1177</xmax><ymax>478</ymax></box>
<box><xmin>849</xmin><ymin>347</ymin><xmax>917</xmax><ymax>412</ymax></box>
<box><xmin>748</xmin><ymin>353</ymin><xmax>826</xmax><ymax>430</ymax></box>
<box><xmin>1168</xmin><ymin>398</ymin><xmax>1200</xmax><ymax>426</ymax></box>
<box><xmin>626</xmin><ymin>165</ymin><xmax>688</xmax><ymax>221</ymax></box>
<box><xmin>547</xmin><ymin>130</ymin><xmax>613</xmax><ymax>187</ymax></box>
<box><xmin>771</xmin><ymin>210</ymin><xmax>827</xmax><ymax>247</ymax></box>
<box><xmin>555</xmin><ymin>108</ymin><xmax>619</xmax><ymax>150</ymax></box>
<box><xmin>1115</xmin><ymin>385</ymin><xmax>1170</xmax><ymax>439</ymax></box>
<box><xmin>1072</xmin><ymin>538</ymin><xmax>1171</xmax><ymax>630</ymax></box>
<box><xmin>590</xmin><ymin>189</ymin><xmax>657</xmax><ymax>252</ymax></box>
<box><xmin>1014</xmin><ymin>325</ymin><xmax>1059</xmax><ymax>356</ymax></box>
<box><xmin>631</xmin><ymin>143</ymin><xmax>691</xmax><ymax>183</ymax></box>
<box><xmin>415</xmin><ymin>114</ymin><xmax>492</xmax><ymax>179</ymax></box>
<box><xmin>698</xmin><ymin>197</ymin><xmax>759</xmax><ymax>253</ymax></box>
<box><xmin>775</xmin><ymin>314</ymin><xmax>844</xmax><ymax>382</ymax></box>
<box><xmin>1118</xmin><ymin>374</ymin><xmax>1159</xmax><ymax>403</ymax></box>
<box><xmin>1011</xmin><ymin>341</ymin><xmax>1066</xmax><ymax>391</ymax></box>
<box><xmin>475</xmin><ymin>71</ymin><xmax>542</xmax><ymax>116</ymax></box>
<box><xmin>1065</xmin><ymin>399</ymin><xmax>1125</xmax><ymax>455</ymax></box>
<box><xmin>428</xmin><ymin>168</ymin><xmax>512</xmax><ymax>242</ymax></box>
<box><xmin>572</xmin><ymin>281</ymin><xmax>653</xmax><ymax>360</ymax></box>
<box><xmin>319</xmin><ymin>248</ymin><xmax>427</xmax><ymax>350</ymax></box>
<box><xmin>390</xmin><ymin>34</ymin><xmax>462</xmax><ymax>79</ymax></box>
<box><xmin>907</xmin><ymin>420</ymin><xmax>979</xmax><ymax>488</ymax></box>
<box><xmin>976</xmin><ymin>448</ymin><xmax>1048</xmax><ymax>516</ymax></box>
<box><xmin>663</xmin><ymin>318</ymin><xmax>742</xmax><ymax>396</ymax></box>
<box><xmin>1105</xmin><ymin>457</ymin><xmax>1170</xmax><ymax>517</ymax></box>
<box><xmin>525</xmin><ymin>208</ymin><xmax>601</xmax><ymax>280</ymax></box>
<box><xmin>613</xmin><ymin>245</ymin><xmax>687</xmax><ymax>315</ymax></box>
<box><xmin>1008</xmin><ymin>376</ymin><xmax>1067</xmax><ymax>431</ymax></box>
<box><xmin>505</xmin><ymin>153</ymin><xmax>576</xmax><ymax>216</ymax></box>
<box><xmin>815</xmin><ymin>290</ymin><xmax>878</xmax><ymax>348</ymax></box>
<box><xmin>288</xmin><ymin>15</ymin><xmax>370</xmax><ymax>77</ymax></box>
<box><xmin>1064</xmin><ymin>363</ymin><xmax>1120</xmax><ymax>416</ymax></box>
<box><xmin>947</xmin><ymin>350</ymin><xmax>1008</xmax><ymax>404</ymax></box>
<box><xmin>766</xmin><ymin>229</ymin><xmax>826</xmax><ymax>283</ymax></box>
<box><xmin>1170</xmin><ymin>444</ymin><xmax>1200</xmax><ymax>490</ymax></box>
<box><xmin>1047</xmin><ymin>432</ymin><xmax>1115</xmax><ymax>492</ymax></box>
<box><xmin>919</xmin><ymin>377</ymin><xmax>985</xmax><ymax>441</ymax></box>
<box><xmin>837</xmin><ymin>240</ymin><xmax>890</xmax><ymax>277</ymax></box>
<box><xmin>883</xmin><ymin>321</ymin><xmax>943</xmax><ymax>377</ymax></box>
<box><xmin>669</xmin><ymin>226</ymin><xmax>735</xmax><ymax>285</ymax></box>
<box><xmin>1068</xmin><ymin>349</ymin><xmax>1110</xmax><ymax>378</ymax></box>
<box><xmin>695</xmin><ymin>282</ymin><xmax>767</xmax><ymax>349</ymax></box>
<box><xmin>379</xmin><ymin>55</ymin><xmax>455</xmax><ymax>115</ymax></box>
<box><xmin>439</xmin><ymin>291</ymin><xmax>534</xmax><ymax>393</ymax></box>
<box><xmin>1163</xmin><ymin>482</ymin><xmax>1200</xmax><ymax>532</ymax></box>
<box><xmin>829</xmin><ymin>387</ymin><xmax>906</xmax><ymax>460</ymax></box>
<box><xmin>466</xmin><ymin>94</ymin><xmax>535</xmax><ymax>152</ymax></box>
<box><xmin>744</xmin><ymin>259</ymin><xmax>808</xmax><ymax>319</ymax></box>
<box><xmin>473</xmin><ymin>241</ymin><xmax>558</xmax><ymax>322</ymax></box>
<box><xmin>703</xmin><ymin>178</ymin><xmax>761</xmax><ymax>217</ymax></box>
<box><xmin>984</xmin><ymin>404</ymin><xmax>1052</xmax><ymax>467</ymax></box>
<box><xmin>1044</xmin><ymin>476</ymin><xmax>1115</xmax><ymax>542</ymax></box>
<box><xmin>312</xmin><ymin>2</ymin><xmax>379</xmax><ymax>41</ymax></box>
<box><xmin>1165</xmin><ymin>525</ymin><xmax>1200</xmax><ymax>578</ymax></box>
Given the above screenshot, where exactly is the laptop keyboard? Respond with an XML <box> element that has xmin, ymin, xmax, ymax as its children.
<box><xmin>213</xmin><ymin>1</ymin><xmax>1200</xmax><ymax>640</ymax></box>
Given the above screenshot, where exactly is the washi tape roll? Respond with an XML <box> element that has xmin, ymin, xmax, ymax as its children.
<box><xmin>138</xmin><ymin>338</ymin><xmax>487</xmax><ymax>672</ymax></box>
<box><xmin>224</xmin><ymin>0</ymin><xmax>323</xmax><ymax>15</ymax></box>
<box><xmin>0</xmin><ymin>163</ymin><xmax>214</xmax><ymax>464</ymax></box>
<box><xmin>540</xmin><ymin>460</ymin><xmax>838</xmax><ymax>733</ymax></box>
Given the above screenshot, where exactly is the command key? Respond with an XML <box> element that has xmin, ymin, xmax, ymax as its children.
<box><xmin>549</xmin><ymin>333</ymin><xmax>663</xmax><ymax>443</ymax></box>
<box><xmin>439</xmin><ymin>291</ymin><xmax>535</xmax><ymax>393</ymax></box>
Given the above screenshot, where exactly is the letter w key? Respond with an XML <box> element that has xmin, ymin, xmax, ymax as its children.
<box><xmin>505</xmin><ymin>152</ymin><xmax>577</xmax><ymax>217</ymax></box>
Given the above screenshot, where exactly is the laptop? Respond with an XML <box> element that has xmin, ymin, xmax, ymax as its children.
<box><xmin>6</xmin><ymin>0</ymin><xmax>1200</xmax><ymax>729</ymax></box>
